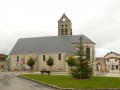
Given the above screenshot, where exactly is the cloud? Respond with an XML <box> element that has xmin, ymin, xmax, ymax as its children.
<box><xmin>76</xmin><ymin>0</ymin><xmax>120</xmax><ymax>56</ymax></box>
<box><xmin>0</xmin><ymin>0</ymin><xmax>120</xmax><ymax>57</ymax></box>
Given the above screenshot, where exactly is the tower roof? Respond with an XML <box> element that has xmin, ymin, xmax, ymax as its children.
<box><xmin>58</xmin><ymin>13</ymin><xmax>71</xmax><ymax>22</ymax></box>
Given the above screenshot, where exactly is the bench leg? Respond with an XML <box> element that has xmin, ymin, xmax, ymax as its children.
<box><xmin>41</xmin><ymin>72</ymin><xmax>43</xmax><ymax>75</ymax></box>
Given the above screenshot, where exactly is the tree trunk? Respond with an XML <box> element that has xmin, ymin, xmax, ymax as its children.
<box><xmin>50</xmin><ymin>66</ymin><xmax>52</xmax><ymax>71</ymax></box>
<box><xmin>31</xmin><ymin>66</ymin><xmax>33</xmax><ymax>71</ymax></box>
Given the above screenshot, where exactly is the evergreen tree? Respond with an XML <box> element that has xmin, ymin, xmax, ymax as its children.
<box><xmin>46</xmin><ymin>56</ymin><xmax>54</xmax><ymax>71</ymax></box>
<box><xmin>71</xmin><ymin>35</ymin><xmax>93</xmax><ymax>79</ymax></box>
<box><xmin>27</xmin><ymin>57</ymin><xmax>35</xmax><ymax>70</ymax></box>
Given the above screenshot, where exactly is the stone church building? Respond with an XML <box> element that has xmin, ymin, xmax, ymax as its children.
<box><xmin>8</xmin><ymin>14</ymin><xmax>95</xmax><ymax>71</ymax></box>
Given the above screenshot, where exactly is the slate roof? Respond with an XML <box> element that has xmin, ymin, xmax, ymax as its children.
<box><xmin>9</xmin><ymin>35</ymin><xmax>95</xmax><ymax>55</ymax></box>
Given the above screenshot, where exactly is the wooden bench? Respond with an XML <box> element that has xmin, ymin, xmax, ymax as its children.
<box><xmin>14</xmin><ymin>69</ymin><xmax>19</xmax><ymax>71</ymax></box>
<box><xmin>41</xmin><ymin>70</ymin><xmax>50</xmax><ymax>75</ymax></box>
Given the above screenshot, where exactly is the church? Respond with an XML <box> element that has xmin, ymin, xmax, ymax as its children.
<box><xmin>7</xmin><ymin>14</ymin><xmax>95</xmax><ymax>71</ymax></box>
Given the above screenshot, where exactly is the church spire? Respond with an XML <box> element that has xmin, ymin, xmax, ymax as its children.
<box><xmin>58</xmin><ymin>13</ymin><xmax>72</xmax><ymax>36</ymax></box>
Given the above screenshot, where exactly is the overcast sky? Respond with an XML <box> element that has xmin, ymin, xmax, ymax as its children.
<box><xmin>0</xmin><ymin>0</ymin><xmax>120</xmax><ymax>57</ymax></box>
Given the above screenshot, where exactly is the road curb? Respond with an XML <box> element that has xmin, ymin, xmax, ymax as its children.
<box><xmin>18</xmin><ymin>75</ymin><xmax>120</xmax><ymax>90</ymax></box>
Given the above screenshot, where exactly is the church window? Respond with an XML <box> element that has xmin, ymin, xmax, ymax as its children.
<box><xmin>65</xmin><ymin>25</ymin><xmax>67</xmax><ymax>26</ymax></box>
<box><xmin>17</xmin><ymin>56</ymin><xmax>19</xmax><ymax>62</ymax></box>
<box><xmin>43</xmin><ymin>55</ymin><xmax>45</xmax><ymax>61</ymax></box>
<box><xmin>65</xmin><ymin>33</ymin><xmax>67</xmax><ymax>35</ymax></box>
<box><xmin>58</xmin><ymin>54</ymin><xmax>61</xmax><ymax>60</ymax></box>
<box><xmin>65</xmin><ymin>29</ymin><xmax>67</xmax><ymax>31</ymax></box>
<box><xmin>61</xmin><ymin>25</ymin><xmax>63</xmax><ymax>27</ymax></box>
<box><xmin>61</xmin><ymin>29</ymin><xmax>64</xmax><ymax>31</ymax></box>
<box><xmin>86</xmin><ymin>48</ymin><xmax>90</xmax><ymax>60</ymax></box>
<box><xmin>115</xmin><ymin>59</ymin><xmax>117</xmax><ymax>62</ymax></box>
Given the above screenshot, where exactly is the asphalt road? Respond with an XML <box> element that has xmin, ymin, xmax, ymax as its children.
<box><xmin>0</xmin><ymin>72</ymin><xmax>56</xmax><ymax>90</ymax></box>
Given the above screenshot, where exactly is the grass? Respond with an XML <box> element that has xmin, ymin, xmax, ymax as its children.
<box><xmin>20</xmin><ymin>74</ymin><xmax>120</xmax><ymax>89</ymax></box>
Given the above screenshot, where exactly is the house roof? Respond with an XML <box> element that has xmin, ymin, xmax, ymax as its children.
<box><xmin>9</xmin><ymin>35</ymin><xmax>95</xmax><ymax>55</ymax></box>
<box><xmin>104</xmin><ymin>51</ymin><xmax>120</xmax><ymax>57</ymax></box>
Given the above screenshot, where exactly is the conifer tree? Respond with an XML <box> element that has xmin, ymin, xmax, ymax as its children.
<box><xmin>71</xmin><ymin>35</ymin><xmax>93</xmax><ymax>79</ymax></box>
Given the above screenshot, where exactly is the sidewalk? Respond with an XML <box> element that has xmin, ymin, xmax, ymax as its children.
<box><xmin>105</xmin><ymin>72</ymin><xmax>120</xmax><ymax>77</ymax></box>
<box><xmin>3</xmin><ymin>71</ymin><xmax>70</xmax><ymax>76</ymax></box>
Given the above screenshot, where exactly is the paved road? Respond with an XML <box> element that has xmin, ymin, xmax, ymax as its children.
<box><xmin>0</xmin><ymin>72</ymin><xmax>56</xmax><ymax>90</ymax></box>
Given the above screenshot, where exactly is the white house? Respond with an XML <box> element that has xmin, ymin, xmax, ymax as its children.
<box><xmin>94</xmin><ymin>51</ymin><xmax>120</xmax><ymax>74</ymax></box>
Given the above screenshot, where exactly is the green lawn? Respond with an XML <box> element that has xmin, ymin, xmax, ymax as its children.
<box><xmin>20</xmin><ymin>74</ymin><xmax>120</xmax><ymax>89</ymax></box>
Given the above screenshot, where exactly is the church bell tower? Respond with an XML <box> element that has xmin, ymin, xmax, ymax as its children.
<box><xmin>58</xmin><ymin>13</ymin><xmax>72</xmax><ymax>36</ymax></box>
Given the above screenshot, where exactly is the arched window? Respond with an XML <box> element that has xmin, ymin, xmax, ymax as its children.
<box><xmin>58</xmin><ymin>54</ymin><xmax>61</xmax><ymax>60</ymax></box>
<box><xmin>17</xmin><ymin>56</ymin><xmax>19</xmax><ymax>62</ymax></box>
<box><xmin>43</xmin><ymin>55</ymin><xmax>45</xmax><ymax>61</ymax></box>
<box><xmin>86</xmin><ymin>48</ymin><xmax>90</xmax><ymax>60</ymax></box>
